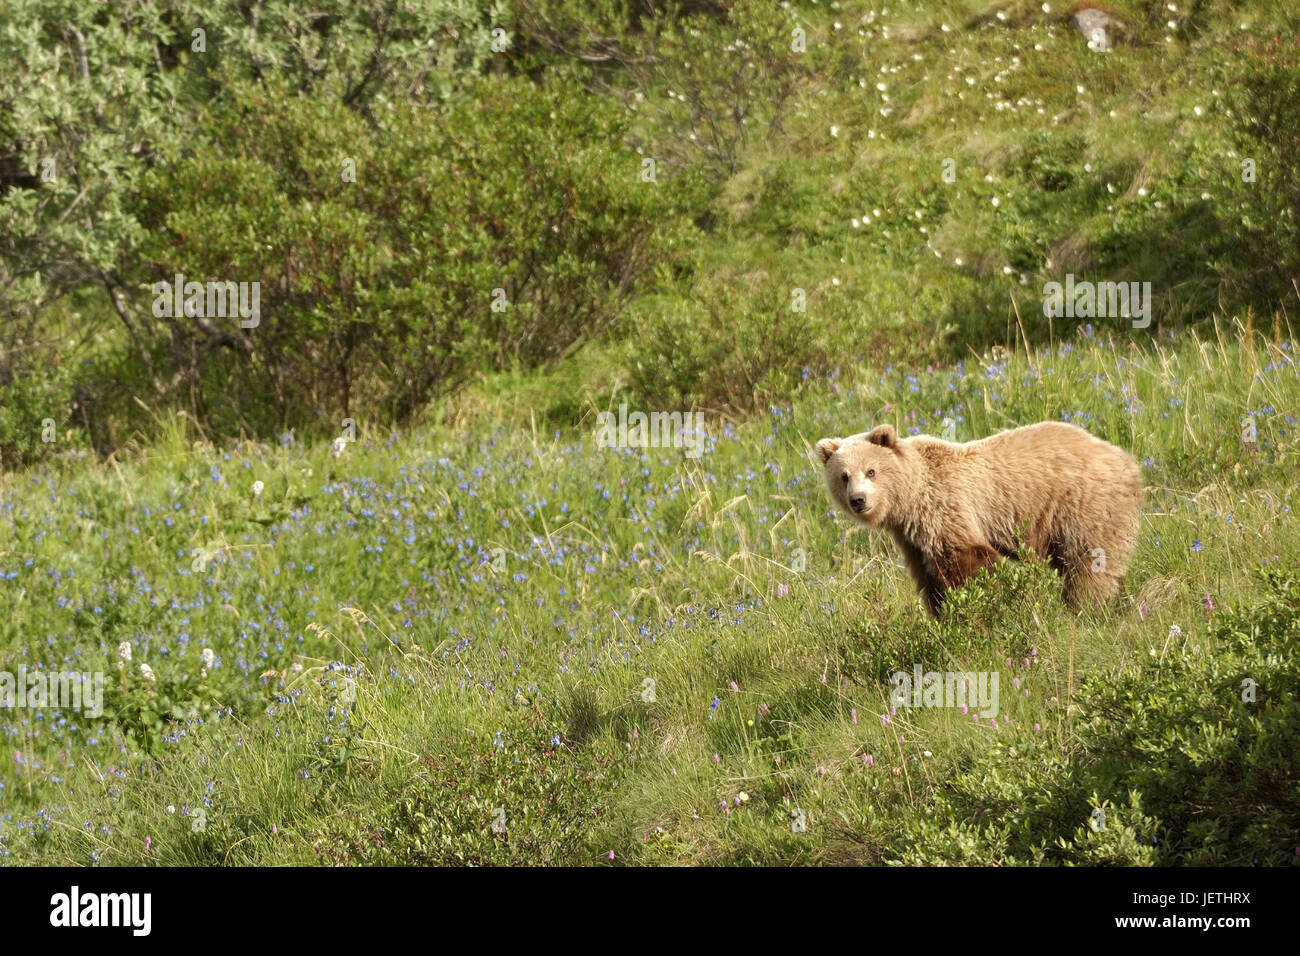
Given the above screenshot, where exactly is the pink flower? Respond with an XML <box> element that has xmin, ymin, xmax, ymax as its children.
<box><xmin>777</xmin><ymin>583</ymin><xmax>790</xmax><ymax>598</ymax></box>
<box><xmin>1034</xmin><ymin>723</ymin><xmax>1041</xmax><ymax>732</ymax></box>
<box><xmin>990</xmin><ymin>719</ymin><xmax>998</xmax><ymax>729</ymax></box>
<box><xmin>850</xmin><ymin>708</ymin><xmax>857</xmax><ymax>724</ymax></box>
<box><xmin>961</xmin><ymin>704</ymin><xmax>969</xmax><ymax>714</ymax></box>
<box><xmin>729</xmin><ymin>681</ymin><xmax>739</xmax><ymax>693</ymax></box>
<box><xmin>609</xmin><ymin>850</ymin><xmax>615</xmax><ymax>860</ymax></box>
<box><xmin>1204</xmin><ymin>593</ymin><xmax>1215</xmax><ymax>611</ymax></box>
<box><xmin>144</xmin><ymin>836</ymin><xmax>151</xmax><ymax>852</ymax></box>
<box><xmin>712</xmin><ymin>753</ymin><xmax>719</xmax><ymax>763</ymax></box>
<box><xmin>863</xmin><ymin>754</ymin><xmax>875</xmax><ymax>766</ymax></box>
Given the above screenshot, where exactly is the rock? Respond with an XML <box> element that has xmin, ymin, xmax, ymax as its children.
<box><xmin>1070</xmin><ymin>6</ymin><xmax>1131</xmax><ymax>50</ymax></box>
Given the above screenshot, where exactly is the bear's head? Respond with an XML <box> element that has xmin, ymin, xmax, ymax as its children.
<box><xmin>815</xmin><ymin>424</ymin><xmax>906</xmax><ymax>527</ymax></box>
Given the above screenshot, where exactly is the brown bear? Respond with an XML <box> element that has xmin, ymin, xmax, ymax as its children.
<box><xmin>815</xmin><ymin>421</ymin><xmax>1142</xmax><ymax>615</ymax></box>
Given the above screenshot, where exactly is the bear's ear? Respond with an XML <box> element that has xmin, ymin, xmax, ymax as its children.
<box><xmin>815</xmin><ymin>438</ymin><xmax>842</xmax><ymax>463</ymax></box>
<box><xmin>867</xmin><ymin>424</ymin><xmax>898</xmax><ymax>449</ymax></box>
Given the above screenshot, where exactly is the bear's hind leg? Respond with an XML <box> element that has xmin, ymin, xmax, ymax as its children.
<box><xmin>1062</xmin><ymin>563</ymin><xmax>1120</xmax><ymax>609</ymax></box>
<box><xmin>930</xmin><ymin>544</ymin><xmax>999</xmax><ymax>614</ymax></box>
<box><xmin>938</xmin><ymin>545</ymin><xmax>999</xmax><ymax>587</ymax></box>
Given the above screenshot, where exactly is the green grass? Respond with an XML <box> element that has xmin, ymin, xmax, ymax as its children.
<box><xmin>618</xmin><ymin>0</ymin><xmax>1297</xmax><ymax>413</ymax></box>
<box><xmin>2</xmin><ymin>0</ymin><xmax>1299</xmax><ymax>866</ymax></box>
<box><xmin>1</xmin><ymin>318</ymin><xmax>1296</xmax><ymax>865</ymax></box>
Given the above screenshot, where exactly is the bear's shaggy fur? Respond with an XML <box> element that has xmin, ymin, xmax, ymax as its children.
<box><xmin>816</xmin><ymin>421</ymin><xmax>1142</xmax><ymax>615</ymax></box>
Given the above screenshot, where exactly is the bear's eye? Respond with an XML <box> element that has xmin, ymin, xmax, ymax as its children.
<box><xmin>840</xmin><ymin>472</ymin><xmax>849</xmax><ymax>484</ymax></box>
<box><xmin>867</xmin><ymin>468</ymin><xmax>875</xmax><ymax>479</ymax></box>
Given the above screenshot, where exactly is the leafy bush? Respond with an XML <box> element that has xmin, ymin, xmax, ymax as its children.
<box><xmin>129</xmin><ymin>76</ymin><xmax>691</xmax><ymax>435</ymax></box>
<box><xmin>1224</xmin><ymin>31</ymin><xmax>1300</xmax><ymax>306</ymax></box>
<box><xmin>516</xmin><ymin>0</ymin><xmax>802</xmax><ymax>179</ymax></box>
<box><xmin>626</xmin><ymin>0</ymin><xmax>804</xmax><ymax>178</ymax></box>
<box><xmin>0</xmin><ymin>360</ymin><xmax>73</xmax><ymax>469</ymax></box>
<box><xmin>840</xmin><ymin>557</ymin><xmax>1058</xmax><ymax>686</ymax></box>
<box><xmin>1017</xmin><ymin>131</ymin><xmax>1088</xmax><ymax>193</ymax></box>
<box><xmin>623</xmin><ymin>269</ymin><xmax>829</xmax><ymax>414</ymax></box>
<box><xmin>0</xmin><ymin>0</ymin><xmax>504</xmax><ymax>414</ymax></box>
<box><xmin>321</xmin><ymin>719</ymin><xmax>622</xmax><ymax>865</ymax></box>
<box><xmin>894</xmin><ymin>568</ymin><xmax>1300</xmax><ymax>865</ymax></box>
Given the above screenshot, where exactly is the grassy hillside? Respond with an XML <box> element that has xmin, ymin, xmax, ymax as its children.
<box><xmin>2</xmin><ymin>319</ymin><xmax>1296</xmax><ymax>865</ymax></box>
<box><xmin>2</xmin><ymin>0</ymin><xmax>1299</xmax><ymax>866</ymax></box>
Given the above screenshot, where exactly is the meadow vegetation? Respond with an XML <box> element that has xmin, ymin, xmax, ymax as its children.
<box><xmin>0</xmin><ymin>0</ymin><xmax>1297</xmax><ymax>864</ymax></box>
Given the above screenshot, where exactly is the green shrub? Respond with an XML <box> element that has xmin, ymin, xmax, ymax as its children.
<box><xmin>323</xmin><ymin>720</ymin><xmax>623</xmax><ymax>865</ymax></box>
<box><xmin>1224</xmin><ymin>32</ymin><xmax>1300</xmax><ymax>306</ymax></box>
<box><xmin>894</xmin><ymin>567</ymin><xmax>1300</xmax><ymax>865</ymax></box>
<box><xmin>518</xmin><ymin>0</ymin><xmax>803</xmax><ymax>179</ymax></box>
<box><xmin>130</xmin><ymin>75</ymin><xmax>691</xmax><ymax>435</ymax></box>
<box><xmin>0</xmin><ymin>361</ymin><xmax>74</xmax><ymax>470</ymax></box>
<box><xmin>622</xmin><ymin>268</ymin><xmax>829</xmax><ymax>414</ymax></box>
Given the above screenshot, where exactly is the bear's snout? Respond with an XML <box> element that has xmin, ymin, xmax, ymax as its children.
<box><xmin>849</xmin><ymin>494</ymin><xmax>868</xmax><ymax>513</ymax></box>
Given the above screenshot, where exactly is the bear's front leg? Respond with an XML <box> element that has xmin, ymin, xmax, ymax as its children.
<box><xmin>892</xmin><ymin>534</ymin><xmax>946</xmax><ymax>615</ymax></box>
